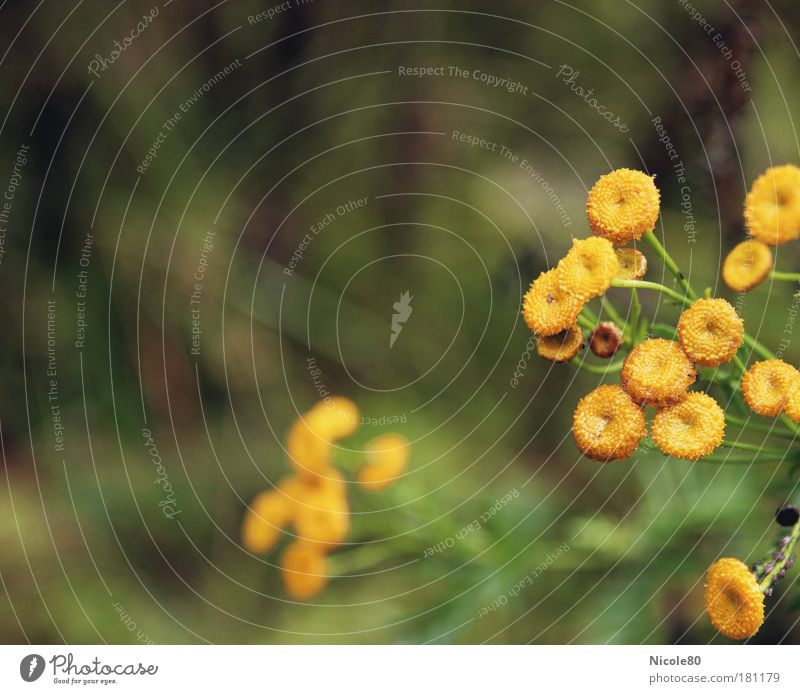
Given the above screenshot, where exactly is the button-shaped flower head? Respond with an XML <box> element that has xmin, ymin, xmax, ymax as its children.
<box><xmin>587</xmin><ymin>168</ymin><xmax>660</xmax><ymax>245</ymax></box>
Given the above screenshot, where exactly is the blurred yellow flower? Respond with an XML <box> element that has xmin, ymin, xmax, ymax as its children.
<box><xmin>536</xmin><ymin>324</ymin><xmax>584</xmax><ymax>362</ymax></box>
<box><xmin>741</xmin><ymin>359</ymin><xmax>800</xmax><ymax>417</ymax></box>
<box><xmin>280</xmin><ymin>541</ymin><xmax>329</xmax><ymax>600</ymax></box>
<box><xmin>677</xmin><ymin>298</ymin><xmax>743</xmax><ymax>366</ymax></box>
<box><xmin>651</xmin><ymin>392</ymin><xmax>725</xmax><ymax>460</ymax></box>
<box><xmin>572</xmin><ymin>384</ymin><xmax>646</xmax><ymax>461</ymax></box>
<box><xmin>522</xmin><ymin>268</ymin><xmax>584</xmax><ymax>336</ymax></box>
<box><xmin>286</xmin><ymin>416</ymin><xmax>332</xmax><ymax>476</ymax></box>
<box><xmin>722</xmin><ymin>239</ymin><xmax>772</xmax><ymax>292</ymax></box>
<box><xmin>621</xmin><ymin>338</ymin><xmax>696</xmax><ymax>406</ymax></box>
<box><xmin>614</xmin><ymin>247</ymin><xmax>647</xmax><ymax>280</ymax></box>
<box><xmin>586</xmin><ymin>168</ymin><xmax>660</xmax><ymax>245</ymax></box>
<box><xmin>241</xmin><ymin>489</ymin><xmax>293</xmax><ymax>554</ymax></box>
<box><xmin>357</xmin><ymin>433</ymin><xmax>410</xmax><ymax>491</ymax></box>
<box><xmin>744</xmin><ymin>164</ymin><xmax>800</xmax><ymax>245</ymax></box>
<box><xmin>705</xmin><ymin>557</ymin><xmax>764</xmax><ymax>640</ymax></box>
<box><xmin>308</xmin><ymin>396</ymin><xmax>361</xmax><ymax>441</ymax></box>
<box><xmin>557</xmin><ymin>237</ymin><xmax>619</xmax><ymax>300</ymax></box>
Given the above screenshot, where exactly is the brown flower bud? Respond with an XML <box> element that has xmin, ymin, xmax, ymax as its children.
<box><xmin>590</xmin><ymin>321</ymin><xmax>623</xmax><ymax>358</ymax></box>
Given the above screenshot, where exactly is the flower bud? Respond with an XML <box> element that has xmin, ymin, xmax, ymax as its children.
<box><xmin>590</xmin><ymin>321</ymin><xmax>623</xmax><ymax>358</ymax></box>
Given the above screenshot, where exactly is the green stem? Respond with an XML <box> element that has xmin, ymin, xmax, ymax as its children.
<box><xmin>611</xmin><ymin>278</ymin><xmax>691</xmax><ymax>306</ymax></box>
<box><xmin>643</xmin><ymin>231</ymin><xmax>697</xmax><ymax>300</ymax></box>
<box><xmin>577</xmin><ymin>313</ymin><xmax>595</xmax><ymax>332</ymax></box>
<box><xmin>725</xmin><ymin>413</ymin><xmax>797</xmax><ymax>440</ymax></box>
<box><xmin>571</xmin><ymin>358</ymin><xmax>624</xmax><ymax>374</ymax></box>
<box><xmin>599</xmin><ymin>296</ymin><xmax>625</xmax><ymax>328</ymax></box>
<box><xmin>742</xmin><ymin>333</ymin><xmax>775</xmax><ymax>361</ymax></box>
<box><xmin>759</xmin><ymin>520</ymin><xmax>800</xmax><ymax>592</ymax></box>
<box><xmin>770</xmin><ymin>271</ymin><xmax>800</xmax><ymax>282</ymax></box>
<box><xmin>721</xmin><ymin>440</ymin><xmax>788</xmax><ymax>456</ymax></box>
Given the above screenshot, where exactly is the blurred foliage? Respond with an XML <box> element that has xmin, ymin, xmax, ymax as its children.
<box><xmin>1</xmin><ymin>0</ymin><xmax>800</xmax><ymax>644</ymax></box>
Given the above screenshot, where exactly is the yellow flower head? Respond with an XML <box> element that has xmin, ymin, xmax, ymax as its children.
<box><xmin>744</xmin><ymin>165</ymin><xmax>800</xmax><ymax>245</ymax></box>
<box><xmin>280</xmin><ymin>541</ymin><xmax>329</xmax><ymax>600</ymax></box>
<box><xmin>741</xmin><ymin>359</ymin><xmax>800</xmax><ymax>417</ymax></box>
<box><xmin>522</xmin><ymin>268</ymin><xmax>584</xmax><ymax>336</ymax></box>
<box><xmin>572</xmin><ymin>384</ymin><xmax>646</xmax><ymax>461</ymax></box>
<box><xmin>241</xmin><ymin>489</ymin><xmax>294</xmax><ymax>554</ymax></box>
<box><xmin>621</xmin><ymin>338</ymin><xmax>696</xmax><ymax>406</ymax></box>
<box><xmin>722</xmin><ymin>240</ymin><xmax>773</xmax><ymax>292</ymax></box>
<box><xmin>357</xmin><ymin>433</ymin><xmax>410</xmax><ymax>492</ymax></box>
<box><xmin>557</xmin><ymin>237</ymin><xmax>619</xmax><ymax>300</ymax></box>
<box><xmin>786</xmin><ymin>382</ymin><xmax>800</xmax><ymax>423</ymax></box>
<box><xmin>586</xmin><ymin>168</ymin><xmax>660</xmax><ymax>245</ymax></box>
<box><xmin>614</xmin><ymin>247</ymin><xmax>648</xmax><ymax>280</ymax></box>
<box><xmin>651</xmin><ymin>392</ymin><xmax>725</xmax><ymax>460</ymax></box>
<box><xmin>536</xmin><ymin>324</ymin><xmax>584</xmax><ymax>362</ymax></box>
<box><xmin>677</xmin><ymin>298</ymin><xmax>744</xmax><ymax>367</ymax></box>
<box><xmin>286</xmin><ymin>416</ymin><xmax>332</xmax><ymax>477</ymax></box>
<box><xmin>292</xmin><ymin>471</ymin><xmax>350</xmax><ymax>549</ymax></box>
<box><xmin>308</xmin><ymin>397</ymin><xmax>361</xmax><ymax>441</ymax></box>
<box><xmin>705</xmin><ymin>557</ymin><xmax>764</xmax><ymax>640</ymax></box>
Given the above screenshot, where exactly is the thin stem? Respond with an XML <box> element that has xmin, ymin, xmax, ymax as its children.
<box><xmin>770</xmin><ymin>271</ymin><xmax>800</xmax><ymax>282</ymax></box>
<box><xmin>643</xmin><ymin>231</ymin><xmax>697</xmax><ymax>300</ymax></box>
<box><xmin>631</xmin><ymin>287</ymin><xmax>642</xmax><ymax>343</ymax></box>
<box><xmin>721</xmin><ymin>440</ymin><xmax>789</xmax><ymax>456</ymax></box>
<box><xmin>611</xmin><ymin>278</ymin><xmax>691</xmax><ymax>306</ymax></box>
<box><xmin>599</xmin><ymin>296</ymin><xmax>625</xmax><ymax>328</ymax></box>
<box><xmin>572</xmin><ymin>358</ymin><xmax>624</xmax><ymax>374</ymax></box>
<box><xmin>760</xmin><ymin>521</ymin><xmax>800</xmax><ymax>592</ymax></box>
<box><xmin>577</xmin><ymin>313</ymin><xmax>595</xmax><ymax>332</ymax></box>
<box><xmin>742</xmin><ymin>332</ymin><xmax>775</xmax><ymax>361</ymax></box>
<box><xmin>725</xmin><ymin>413</ymin><xmax>797</xmax><ymax>440</ymax></box>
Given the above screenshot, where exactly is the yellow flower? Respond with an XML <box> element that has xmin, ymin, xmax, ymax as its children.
<box><xmin>536</xmin><ymin>324</ymin><xmax>584</xmax><ymax>362</ymax></box>
<box><xmin>287</xmin><ymin>469</ymin><xmax>350</xmax><ymax>549</ymax></box>
<box><xmin>241</xmin><ymin>489</ymin><xmax>294</xmax><ymax>554</ymax></box>
<box><xmin>744</xmin><ymin>164</ymin><xmax>800</xmax><ymax>245</ymax></box>
<box><xmin>742</xmin><ymin>359</ymin><xmax>800</xmax><ymax>417</ymax></box>
<box><xmin>572</xmin><ymin>384</ymin><xmax>646</xmax><ymax>461</ymax></box>
<box><xmin>557</xmin><ymin>237</ymin><xmax>619</xmax><ymax>300</ymax></box>
<box><xmin>293</xmin><ymin>491</ymin><xmax>350</xmax><ymax>550</ymax></box>
<box><xmin>586</xmin><ymin>168</ymin><xmax>660</xmax><ymax>245</ymax></box>
<box><xmin>677</xmin><ymin>298</ymin><xmax>744</xmax><ymax>366</ymax></box>
<box><xmin>651</xmin><ymin>392</ymin><xmax>725</xmax><ymax>460</ymax></box>
<box><xmin>357</xmin><ymin>433</ymin><xmax>410</xmax><ymax>491</ymax></box>
<box><xmin>722</xmin><ymin>240</ymin><xmax>773</xmax><ymax>292</ymax></box>
<box><xmin>786</xmin><ymin>382</ymin><xmax>800</xmax><ymax>423</ymax></box>
<box><xmin>280</xmin><ymin>541</ymin><xmax>329</xmax><ymax>600</ymax></box>
<box><xmin>286</xmin><ymin>416</ymin><xmax>332</xmax><ymax>476</ymax></box>
<box><xmin>522</xmin><ymin>268</ymin><xmax>584</xmax><ymax>336</ymax></box>
<box><xmin>308</xmin><ymin>397</ymin><xmax>360</xmax><ymax>441</ymax></box>
<box><xmin>614</xmin><ymin>247</ymin><xmax>647</xmax><ymax>280</ymax></box>
<box><xmin>621</xmin><ymin>338</ymin><xmax>696</xmax><ymax>406</ymax></box>
<box><xmin>705</xmin><ymin>557</ymin><xmax>764</xmax><ymax>640</ymax></box>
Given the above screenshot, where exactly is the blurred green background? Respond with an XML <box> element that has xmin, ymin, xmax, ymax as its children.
<box><xmin>1</xmin><ymin>0</ymin><xmax>800</xmax><ymax>644</ymax></box>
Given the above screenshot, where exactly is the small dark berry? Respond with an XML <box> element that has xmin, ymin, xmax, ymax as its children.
<box><xmin>775</xmin><ymin>551</ymin><xmax>785</xmax><ymax>562</ymax></box>
<box><xmin>765</xmin><ymin>587</ymin><xmax>774</xmax><ymax>597</ymax></box>
<box><xmin>765</xmin><ymin>562</ymin><xmax>776</xmax><ymax>574</ymax></box>
<box><xmin>779</xmin><ymin>536</ymin><xmax>791</xmax><ymax>548</ymax></box>
<box><xmin>776</xmin><ymin>504</ymin><xmax>800</xmax><ymax>527</ymax></box>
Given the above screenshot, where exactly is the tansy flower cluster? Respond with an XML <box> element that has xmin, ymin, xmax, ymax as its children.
<box><xmin>518</xmin><ymin>164</ymin><xmax>800</xmax><ymax>642</ymax></box>
<box><xmin>240</xmin><ymin>396</ymin><xmax>410</xmax><ymax>600</ymax></box>
<box><xmin>522</xmin><ymin>169</ymin><xmax>743</xmax><ymax>462</ymax></box>
<box><xmin>723</xmin><ymin>164</ymin><xmax>800</xmax><ymax>292</ymax></box>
